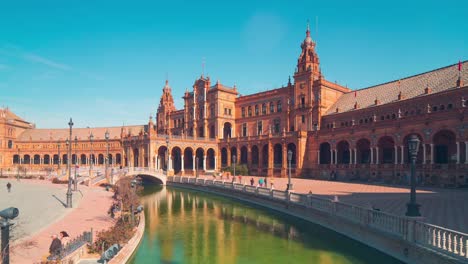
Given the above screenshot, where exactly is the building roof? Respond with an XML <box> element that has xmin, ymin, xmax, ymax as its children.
<box><xmin>17</xmin><ymin>125</ymin><xmax>144</xmax><ymax>142</ymax></box>
<box><xmin>324</xmin><ymin>61</ymin><xmax>468</xmax><ymax>115</ymax></box>
<box><xmin>0</xmin><ymin>108</ymin><xmax>30</xmax><ymax>124</ymax></box>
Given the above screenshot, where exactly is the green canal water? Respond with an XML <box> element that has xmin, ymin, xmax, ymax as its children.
<box><xmin>128</xmin><ymin>186</ymin><xmax>401</xmax><ymax>264</ymax></box>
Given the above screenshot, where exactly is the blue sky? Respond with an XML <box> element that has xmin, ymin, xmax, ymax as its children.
<box><xmin>1</xmin><ymin>0</ymin><xmax>466</xmax><ymax>128</ymax></box>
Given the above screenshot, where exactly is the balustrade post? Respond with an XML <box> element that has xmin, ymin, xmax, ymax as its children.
<box><xmin>401</xmin><ymin>146</ymin><xmax>404</xmax><ymax>165</ymax></box>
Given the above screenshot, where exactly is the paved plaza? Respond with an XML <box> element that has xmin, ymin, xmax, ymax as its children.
<box><xmin>0</xmin><ymin>179</ymin><xmax>114</xmax><ymax>263</ymax></box>
<box><xmin>201</xmin><ymin>175</ymin><xmax>468</xmax><ymax>234</ymax></box>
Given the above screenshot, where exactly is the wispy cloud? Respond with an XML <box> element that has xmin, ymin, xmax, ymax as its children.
<box><xmin>22</xmin><ymin>53</ymin><xmax>72</xmax><ymax>71</ymax></box>
<box><xmin>0</xmin><ymin>43</ymin><xmax>103</xmax><ymax>80</ymax></box>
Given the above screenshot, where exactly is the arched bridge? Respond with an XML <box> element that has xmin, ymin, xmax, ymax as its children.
<box><xmin>113</xmin><ymin>167</ymin><xmax>167</xmax><ymax>185</ymax></box>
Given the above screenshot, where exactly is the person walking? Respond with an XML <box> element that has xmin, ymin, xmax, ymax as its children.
<box><xmin>48</xmin><ymin>234</ymin><xmax>62</xmax><ymax>260</ymax></box>
<box><xmin>258</xmin><ymin>178</ymin><xmax>263</xmax><ymax>187</ymax></box>
<box><xmin>264</xmin><ymin>178</ymin><xmax>268</xmax><ymax>188</ymax></box>
<box><xmin>59</xmin><ymin>231</ymin><xmax>70</xmax><ymax>248</ymax></box>
<box><xmin>6</xmin><ymin>182</ymin><xmax>11</xmax><ymax>193</ymax></box>
<box><xmin>270</xmin><ymin>178</ymin><xmax>275</xmax><ymax>189</ymax></box>
<box><xmin>250</xmin><ymin>177</ymin><xmax>254</xmax><ymax>186</ymax></box>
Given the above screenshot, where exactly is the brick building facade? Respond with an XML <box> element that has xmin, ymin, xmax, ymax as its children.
<box><xmin>1</xmin><ymin>26</ymin><xmax>467</xmax><ymax>186</ymax></box>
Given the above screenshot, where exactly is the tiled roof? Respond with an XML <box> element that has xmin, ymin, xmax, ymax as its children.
<box><xmin>325</xmin><ymin>61</ymin><xmax>468</xmax><ymax>115</ymax></box>
<box><xmin>1</xmin><ymin>108</ymin><xmax>29</xmax><ymax>123</ymax></box>
<box><xmin>17</xmin><ymin>125</ymin><xmax>144</xmax><ymax>141</ymax></box>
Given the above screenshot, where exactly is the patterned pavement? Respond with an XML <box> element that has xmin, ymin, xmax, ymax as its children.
<box><xmin>0</xmin><ymin>179</ymin><xmax>115</xmax><ymax>264</ymax></box>
<box><xmin>199</xmin><ymin>174</ymin><xmax>468</xmax><ymax>234</ymax></box>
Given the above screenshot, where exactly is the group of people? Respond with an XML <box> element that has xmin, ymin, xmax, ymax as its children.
<box><xmin>250</xmin><ymin>177</ymin><xmax>274</xmax><ymax>189</ymax></box>
<box><xmin>48</xmin><ymin>231</ymin><xmax>70</xmax><ymax>260</ymax></box>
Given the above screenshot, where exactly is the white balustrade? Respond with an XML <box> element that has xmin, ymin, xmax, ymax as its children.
<box><xmin>165</xmin><ymin>176</ymin><xmax>468</xmax><ymax>261</ymax></box>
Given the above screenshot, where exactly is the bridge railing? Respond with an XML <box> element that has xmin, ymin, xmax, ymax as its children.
<box><xmin>167</xmin><ymin>176</ymin><xmax>468</xmax><ymax>261</ymax></box>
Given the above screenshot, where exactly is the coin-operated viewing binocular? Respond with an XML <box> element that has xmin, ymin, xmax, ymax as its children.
<box><xmin>0</xmin><ymin>207</ymin><xmax>19</xmax><ymax>220</ymax></box>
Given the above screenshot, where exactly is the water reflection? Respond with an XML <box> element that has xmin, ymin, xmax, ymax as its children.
<box><xmin>129</xmin><ymin>186</ymin><xmax>401</xmax><ymax>264</ymax></box>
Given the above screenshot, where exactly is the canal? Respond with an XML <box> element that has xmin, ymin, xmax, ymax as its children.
<box><xmin>128</xmin><ymin>185</ymin><xmax>402</xmax><ymax>264</ymax></box>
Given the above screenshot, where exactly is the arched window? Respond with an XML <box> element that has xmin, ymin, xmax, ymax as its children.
<box><xmin>255</xmin><ymin>105</ymin><xmax>259</xmax><ymax>116</ymax></box>
<box><xmin>270</xmin><ymin>102</ymin><xmax>274</xmax><ymax>113</ymax></box>
<box><xmin>277</xmin><ymin>100</ymin><xmax>282</xmax><ymax>112</ymax></box>
<box><xmin>241</xmin><ymin>107</ymin><xmax>245</xmax><ymax>117</ymax></box>
<box><xmin>248</xmin><ymin>106</ymin><xmax>252</xmax><ymax>117</ymax></box>
<box><xmin>262</xmin><ymin>103</ymin><xmax>266</xmax><ymax>115</ymax></box>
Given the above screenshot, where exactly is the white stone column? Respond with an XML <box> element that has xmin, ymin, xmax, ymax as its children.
<box><xmin>192</xmin><ymin>155</ymin><xmax>196</xmax><ymax>171</ymax></box>
<box><xmin>456</xmin><ymin>142</ymin><xmax>460</xmax><ymax>164</ymax></box>
<box><xmin>155</xmin><ymin>155</ymin><xmax>159</xmax><ymax>170</ymax></box>
<box><xmin>370</xmin><ymin>147</ymin><xmax>374</xmax><ymax>164</ymax></box>
<box><xmin>465</xmin><ymin>142</ymin><xmax>468</xmax><ymax>164</ymax></box>
<box><xmin>317</xmin><ymin>150</ymin><xmax>320</xmax><ymax>165</ymax></box>
<box><xmin>168</xmin><ymin>154</ymin><xmax>172</xmax><ymax>170</ymax></box>
<box><xmin>400</xmin><ymin>146</ymin><xmax>404</xmax><ymax>164</ymax></box>
<box><xmin>349</xmin><ymin>149</ymin><xmax>352</xmax><ymax>164</ymax></box>
<box><xmin>422</xmin><ymin>144</ymin><xmax>426</xmax><ymax>164</ymax></box>
<box><xmin>354</xmin><ymin>149</ymin><xmax>357</xmax><ymax>164</ymax></box>
<box><xmin>430</xmin><ymin>144</ymin><xmax>434</xmax><ymax>164</ymax></box>
<box><xmin>375</xmin><ymin>147</ymin><xmax>379</xmax><ymax>165</ymax></box>
<box><xmin>330</xmin><ymin>149</ymin><xmax>333</xmax><ymax>164</ymax></box>
<box><xmin>203</xmin><ymin>155</ymin><xmax>206</xmax><ymax>171</ymax></box>
<box><xmin>181</xmin><ymin>155</ymin><xmax>184</xmax><ymax>172</ymax></box>
<box><xmin>214</xmin><ymin>156</ymin><xmax>218</xmax><ymax>170</ymax></box>
<box><xmin>394</xmin><ymin>145</ymin><xmax>398</xmax><ymax>164</ymax></box>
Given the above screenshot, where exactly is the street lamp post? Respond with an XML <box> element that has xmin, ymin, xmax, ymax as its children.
<box><xmin>105</xmin><ymin>130</ymin><xmax>110</xmax><ymax>184</ymax></box>
<box><xmin>57</xmin><ymin>141</ymin><xmax>61</xmax><ymax>170</ymax></box>
<box><xmin>0</xmin><ymin>207</ymin><xmax>19</xmax><ymax>264</ymax></box>
<box><xmin>66</xmin><ymin>118</ymin><xmax>73</xmax><ymax>208</ymax></box>
<box><xmin>89</xmin><ymin>132</ymin><xmax>94</xmax><ymax>178</ymax></box>
<box><xmin>405</xmin><ymin>134</ymin><xmax>421</xmax><ymax>217</ymax></box>
<box><xmin>16</xmin><ymin>148</ymin><xmax>20</xmax><ymax>181</ymax></box>
<box><xmin>287</xmin><ymin>150</ymin><xmax>293</xmax><ymax>191</ymax></box>
<box><xmin>165</xmin><ymin>135</ymin><xmax>169</xmax><ymax>173</ymax></box>
<box><xmin>232</xmin><ymin>154</ymin><xmax>237</xmax><ymax>181</ymax></box>
<box><xmin>74</xmin><ymin>136</ymin><xmax>78</xmax><ymax>191</ymax></box>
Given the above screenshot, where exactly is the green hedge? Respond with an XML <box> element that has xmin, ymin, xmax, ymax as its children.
<box><xmin>221</xmin><ymin>164</ymin><xmax>249</xmax><ymax>176</ymax></box>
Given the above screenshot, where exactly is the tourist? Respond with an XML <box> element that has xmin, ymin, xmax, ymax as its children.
<box><xmin>48</xmin><ymin>234</ymin><xmax>62</xmax><ymax>260</ymax></box>
<box><xmin>59</xmin><ymin>231</ymin><xmax>70</xmax><ymax>247</ymax></box>
<box><xmin>6</xmin><ymin>182</ymin><xmax>11</xmax><ymax>193</ymax></box>
<box><xmin>238</xmin><ymin>175</ymin><xmax>241</xmax><ymax>184</ymax></box>
<box><xmin>271</xmin><ymin>178</ymin><xmax>274</xmax><ymax>189</ymax></box>
<box><xmin>250</xmin><ymin>177</ymin><xmax>254</xmax><ymax>186</ymax></box>
<box><xmin>264</xmin><ymin>177</ymin><xmax>268</xmax><ymax>188</ymax></box>
<box><xmin>259</xmin><ymin>178</ymin><xmax>263</xmax><ymax>187</ymax></box>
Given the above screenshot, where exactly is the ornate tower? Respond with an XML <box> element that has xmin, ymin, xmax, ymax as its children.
<box><xmin>156</xmin><ymin>80</ymin><xmax>176</xmax><ymax>134</ymax></box>
<box><xmin>292</xmin><ymin>23</ymin><xmax>321</xmax><ymax>131</ymax></box>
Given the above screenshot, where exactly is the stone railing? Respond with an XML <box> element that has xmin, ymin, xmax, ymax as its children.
<box><xmin>167</xmin><ymin>176</ymin><xmax>468</xmax><ymax>262</ymax></box>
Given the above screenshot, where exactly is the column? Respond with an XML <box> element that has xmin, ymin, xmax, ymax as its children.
<box><xmin>394</xmin><ymin>146</ymin><xmax>398</xmax><ymax>165</ymax></box>
<box><xmin>192</xmin><ymin>155</ymin><xmax>196</xmax><ymax>171</ymax></box>
<box><xmin>227</xmin><ymin>148</ymin><xmax>231</xmax><ymax>167</ymax></box>
<box><xmin>203</xmin><ymin>155</ymin><xmax>206</xmax><ymax>171</ymax></box>
<box><xmin>456</xmin><ymin>142</ymin><xmax>460</xmax><ymax>164</ymax></box>
<box><xmin>354</xmin><ymin>149</ymin><xmax>357</xmax><ymax>164</ymax></box>
<box><xmin>375</xmin><ymin>147</ymin><xmax>379</xmax><ymax>165</ymax></box>
<box><xmin>334</xmin><ymin>150</ymin><xmax>337</xmax><ymax>164</ymax></box>
<box><xmin>168</xmin><ymin>154</ymin><xmax>172</xmax><ymax>170</ymax></box>
<box><xmin>349</xmin><ymin>149</ymin><xmax>352</xmax><ymax>164</ymax></box>
<box><xmin>181</xmin><ymin>155</ymin><xmax>184</xmax><ymax>172</ymax></box>
<box><xmin>430</xmin><ymin>144</ymin><xmax>434</xmax><ymax>164</ymax></box>
<box><xmin>422</xmin><ymin>144</ymin><xmax>426</xmax><ymax>164</ymax></box>
<box><xmin>330</xmin><ymin>149</ymin><xmax>333</xmax><ymax>164</ymax></box>
<box><xmin>155</xmin><ymin>154</ymin><xmax>159</xmax><ymax>170</ymax></box>
<box><xmin>465</xmin><ymin>142</ymin><xmax>468</xmax><ymax>164</ymax></box>
<box><xmin>400</xmin><ymin>146</ymin><xmax>404</xmax><ymax>165</ymax></box>
<box><xmin>370</xmin><ymin>147</ymin><xmax>374</xmax><ymax>164</ymax></box>
<box><xmin>317</xmin><ymin>150</ymin><xmax>320</xmax><ymax>164</ymax></box>
<box><xmin>214</xmin><ymin>156</ymin><xmax>218</xmax><ymax>170</ymax></box>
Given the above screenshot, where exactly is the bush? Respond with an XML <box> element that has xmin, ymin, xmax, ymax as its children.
<box><xmin>222</xmin><ymin>164</ymin><xmax>249</xmax><ymax>176</ymax></box>
<box><xmin>88</xmin><ymin>219</ymin><xmax>135</xmax><ymax>253</ymax></box>
<box><xmin>52</xmin><ymin>177</ymin><xmax>68</xmax><ymax>184</ymax></box>
<box><xmin>39</xmin><ymin>176</ymin><xmax>45</xmax><ymax>180</ymax></box>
